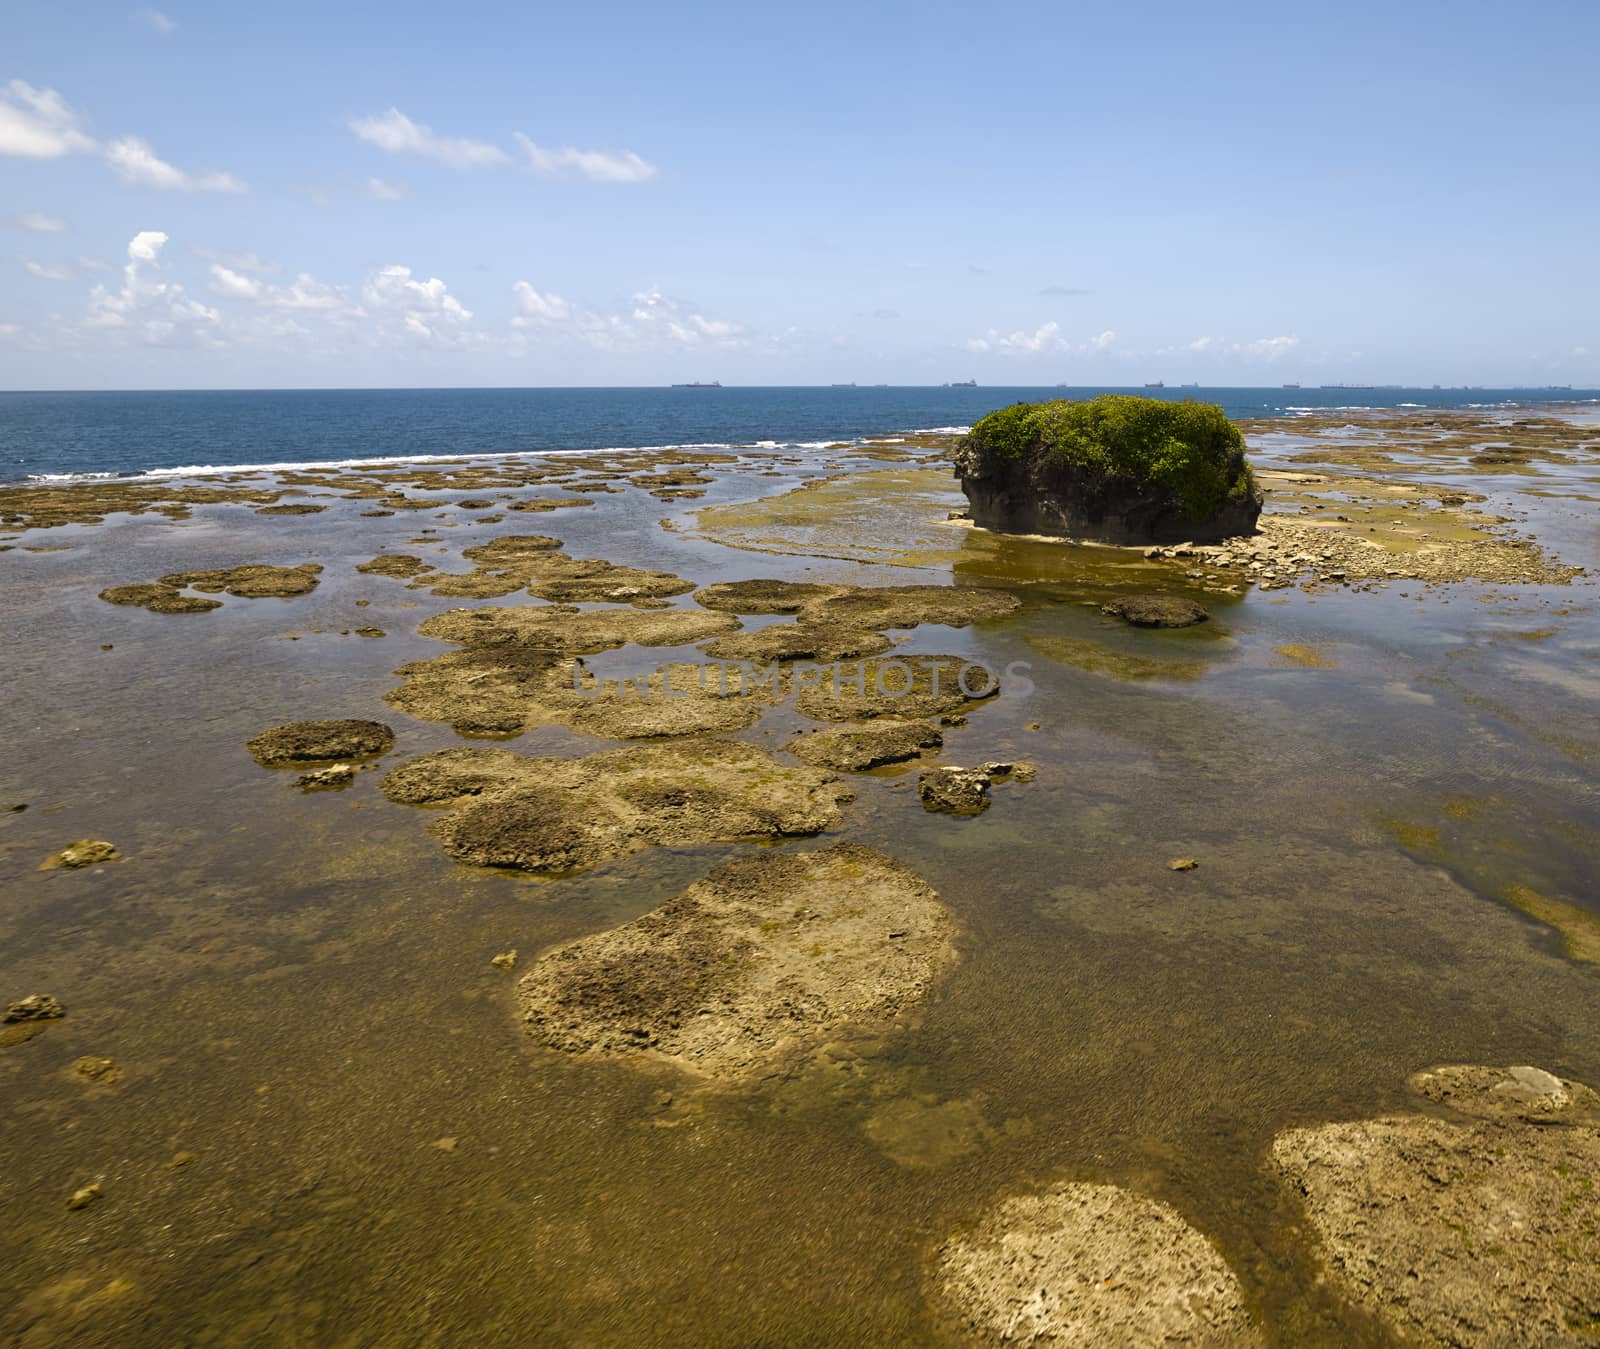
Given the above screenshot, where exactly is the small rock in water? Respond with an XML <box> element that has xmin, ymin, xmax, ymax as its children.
<box><xmin>66</xmin><ymin>1183</ymin><xmax>102</xmax><ymax>1210</ymax></box>
<box><xmin>72</xmin><ymin>1056</ymin><xmax>121</xmax><ymax>1083</ymax></box>
<box><xmin>1168</xmin><ymin>857</ymin><xmax>1200</xmax><ymax>871</ymax></box>
<box><xmin>40</xmin><ymin>839</ymin><xmax>118</xmax><ymax>870</ymax></box>
<box><xmin>3</xmin><ymin>994</ymin><xmax>66</xmax><ymax>1023</ymax></box>
<box><xmin>491</xmin><ymin>950</ymin><xmax>518</xmax><ymax>972</ymax></box>
<box><xmin>918</xmin><ymin>767</ymin><xmax>991</xmax><ymax>814</ymax></box>
<box><xmin>433</xmin><ymin>1136</ymin><xmax>459</xmax><ymax>1153</ymax></box>
<box><xmin>1101</xmin><ymin>594</ymin><xmax>1210</xmax><ymax>627</ymax></box>
<box><xmin>296</xmin><ymin>764</ymin><xmax>356</xmax><ymax>791</ymax></box>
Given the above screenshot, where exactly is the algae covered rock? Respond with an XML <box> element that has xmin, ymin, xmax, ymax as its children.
<box><xmin>1273</xmin><ymin>1063</ymin><xmax>1600</xmax><ymax>1347</ymax></box>
<box><xmin>41</xmin><ymin>839</ymin><xmax>119</xmax><ymax>870</ymax></box>
<box><xmin>934</xmin><ymin>1181</ymin><xmax>1258</xmax><ymax>1345</ymax></box>
<box><xmin>247</xmin><ymin>719</ymin><xmax>395</xmax><ymax>767</ymax></box>
<box><xmin>955</xmin><ymin>395</ymin><xmax>1261</xmax><ymax>544</ymax></box>
<box><xmin>1100</xmin><ymin>593</ymin><xmax>1210</xmax><ymax>628</ymax></box>
<box><xmin>517</xmin><ymin>843</ymin><xmax>955</xmax><ymax>1079</ymax></box>
<box><xmin>382</xmin><ymin>739</ymin><xmax>853</xmax><ymax>876</ymax></box>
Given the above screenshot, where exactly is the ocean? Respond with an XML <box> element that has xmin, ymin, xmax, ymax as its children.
<box><xmin>1</xmin><ymin>384</ymin><xmax>1595</xmax><ymax>482</ymax></box>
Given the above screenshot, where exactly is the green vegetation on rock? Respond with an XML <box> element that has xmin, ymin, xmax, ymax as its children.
<box><xmin>965</xmin><ymin>395</ymin><xmax>1256</xmax><ymax>519</ymax></box>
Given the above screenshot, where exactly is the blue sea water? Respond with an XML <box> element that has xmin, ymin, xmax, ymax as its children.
<box><xmin>0</xmin><ymin>385</ymin><xmax>1594</xmax><ymax>482</ymax></box>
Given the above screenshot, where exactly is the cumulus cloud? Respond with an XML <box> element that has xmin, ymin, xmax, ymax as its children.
<box><xmin>513</xmin><ymin>133</ymin><xmax>656</xmax><ymax>182</ymax></box>
<box><xmin>24</xmin><ymin>260</ymin><xmax>75</xmax><ymax>280</ymax></box>
<box><xmin>211</xmin><ymin>263</ymin><xmax>345</xmax><ymax>311</ymax></box>
<box><xmin>14</xmin><ymin>210</ymin><xmax>67</xmax><ymax>232</ymax></box>
<box><xmin>365</xmin><ymin>176</ymin><xmax>406</xmax><ymax>200</ymax></box>
<box><xmin>349</xmin><ymin>108</ymin><xmax>508</xmax><ymax>168</ymax></box>
<box><xmin>1188</xmin><ymin>335</ymin><xmax>1217</xmax><ymax>353</ymax></box>
<box><xmin>137</xmin><ymin>7</ymin><xmax>175</xmax><ymax>31</ymax></box>
<box><xmin>362</xmin><ymin>264</ymin><xmax>474</xmax><ymax>342</ymax></box>
<box><xmin>85</xmin><ymin>229</ymin><xmax>221</xmax><ymax>343</ymax></box>
<box><xmin>103</xmin><ymin>135</ymin><xmax>245</xmax><ymax>192</ymax></box>
<box><xmin>512</xmin><ymin>281</ymin><xmax>750</xmax><ymax>351</ymax></box>
<box><xmin>966</xmin><ymin>323</ymin><xmax>1114</xmax><ymax>356</ymax></box>
<box><xmin>0</xmin><ymin>80</ymin><xmax>96</xmax><ymax>158</ymax></box>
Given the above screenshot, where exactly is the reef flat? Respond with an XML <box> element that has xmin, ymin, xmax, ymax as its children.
<box><xmin>2</xmin><ymin>410</ymin><xmax>1597</xmax><ymax>1344</ymax></box>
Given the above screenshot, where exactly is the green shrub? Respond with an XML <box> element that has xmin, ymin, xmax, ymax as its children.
<box><xmin>966</xmin><ymin>395</ymin><xmax>1255</xmax><ymax>519</ymax></box>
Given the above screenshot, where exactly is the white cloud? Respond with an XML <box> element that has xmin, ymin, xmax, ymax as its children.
<box><xmin>137</xmin><ymin>7</ymin><xmax>176</xmax><ymax>31</ymax></box>
<box><xmin>512</xmin><ymin>281</ymin><xmax>750</xmax><ymax>351</ymax></box>
<box><xmin>24</xmin><ymin>260</ymin><xmax>75</xmax><ymax>281</ymax></box>
<box><xmin>965</xmin><ymin>323</ymin><xmax>1114</xmax><ymax>356</ymax></box>
<box><xmin>1236</xmin><ymin>335</ymin><xmax>1298</xmax><ymax>359</ymax></box>
<box><xmin>211</xmin><ymin>263</ymin><xmax>346</xmax><ymax>311</ymax></box>
<box><xmin>103</xmin><ymin>135</ymin><xmax>245</xmax><ymax>192</ymax></box>
<box><xmin>197</xmin><ymin>247</ymin><xmax>272</xmax><ymax>273</ymax></box>
<box><xmin>1188</xmin><ymin>335</ymin><xmax>1217</xmax><ymax>353</ymax></box>
<box><xmin>365</xmin><ymin>176</ymin><xmax>406</xmax><ymax>200</ymax></box>
<box><xmin>513</xmin><ymin>133</ymin><xmax>656</xmax><ymax>183</ymax></box>
<box><xmin>0</xmin><ymin>81</ymin><xmax>96</xmax><ymax>158</ymax></box>
<box><xmin>86</xmin><ymin>229</ymin><xmax>221</xmax><ymax>343</ymax></box>
<box><xmin>349</xmin><ymin>108</ymin><xmax>508</xmax><ymax>168</ymax></box>
<box><xmin>14</xmin><ymin>210</ymin><xmax>67</xmax><ymax>232</ymax></box>
<box><xmin>208</xmin><ymin>263</ymin><xmax>261</xmax><ymax>299</ymax></box>
<box><xmin>362</xmin><ymin>264</ymin><xmax>473</xmax><ymax>342</ymax></box>
<box><xmin>1572</xmin><ymin>346</ymin><xmax>1588</xmax><ymax>358</ymax></box>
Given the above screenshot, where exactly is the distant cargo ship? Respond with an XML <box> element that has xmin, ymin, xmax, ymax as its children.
<box><xmin>1282</xmin><ymin>383</ymin><xmax>1301</xmax><ymax>389</ymax></box>
<box><xmin>944</xmin><ymin>379</ymin><xmax>977</xmax><ymax>388</ymax></box>
<box><xmin>1180</xmin><ymin>382</ymin><xmax>1199</xmax><ymax>389</ymax></box>
<box><xmin>1320</xmin><ymin>383</ymin><xmax>1375</xmax><ymax>390</ymax></box>
<box><xmin>830</xmin><ymin>382</ymin><xmax>857</xmax><ymax>388</ymax></box>
<box><xmin>1144</xmin><ymin>381</ymin><xmax>1164</xmax><ymax>389</ymax></box>
<box><xmin>670</xmin><ymin>381</ymin><xmax>722</xmax><ymax>388</ymax></box>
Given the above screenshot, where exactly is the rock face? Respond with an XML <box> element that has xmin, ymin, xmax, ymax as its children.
<box><xmin>934</xmin><ymin>1181</ymin><xmax>1258</xmax><ymax>1345</ymax></box>
<box><xmin>517</xmin><ymin>844</ymin><xmax>955</xmax><ymax>1079</ymax></box>
<box><xmin>1273</xmin><ymin>1064</ymin><xmax>1600</xmax><ymax>1347</ymax></box>
<box><xmin>954</xmin><ymin>396</ymin><xmax>1262</xmax><ymax>545</ymax></box>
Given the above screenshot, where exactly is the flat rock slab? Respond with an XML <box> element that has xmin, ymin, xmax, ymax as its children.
<box><xmin>1273</xmin><ymin>1064</ymin><xmax>1600</xmax><ymax>1347</ymax></box>
<box><xmin>700</xmin><ymin>623</ymin><xmax>892</xmax><ymax>664</ymax></box>
<box><xmin>518</xmin><ymin>843</ymin><xmax>954</xmax><ymax>1079</ymax></box>
<box><xmin>381</xmin><ymin>739</ymin><xmax>853</xmax><ymax>876</ymax></box>
<box><xmin>1101</xmin><ymin>594</ymin><xmax>1210</xmax><ymax>628</ymax></box>
<box><xmin>790</xmin><ymin>719</ymin><xmax>942</xmax><ymax>771</ymax></box>
<box><xmin>796</xmin><ymin>655</ymin><xmax>1001</xmax><ymax>723</ymax></box>
<box><xmin>934</xmin><ymin>1181</ymin><xmax>1258</xmax><ymax>1345</ymax></box>
<box><xmin>247</xmin><ymin>719</ymin><xmax>395</xmax><ymax>767</ymax></box>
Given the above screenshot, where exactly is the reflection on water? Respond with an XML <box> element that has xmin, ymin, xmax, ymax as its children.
<box><xmin>2</xmin><ymin>430</ymin><xmax>1598</xmax><ymax>1344</ymax></box>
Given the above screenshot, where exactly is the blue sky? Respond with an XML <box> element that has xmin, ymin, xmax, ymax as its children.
<box><xmin>3</xmin><ymin>0</ymin><xmax>1597</xmax><ymax>389</ymax></box>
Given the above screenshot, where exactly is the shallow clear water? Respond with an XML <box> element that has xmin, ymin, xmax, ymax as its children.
<box><xmin>1</xmin><ymin>426</ymin><xmax>1597</xmax><ymax>1344</ymax></box>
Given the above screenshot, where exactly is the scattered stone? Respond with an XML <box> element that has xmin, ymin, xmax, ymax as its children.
<box><xmin>247</xmin><ymin>719</ymin><xmax>395</xmax><ymax>767</ymax></box>
<box><xmin>296</xmin><ymin>764</ymin><xmax>356</xmax><ymax>791</ymax></box>
<box><xmin>255</xmin><ymin>502</ymin><xmax>326</xmax><ymax>515</ymax></box>
<box><xmin>168</xmin><ymin>1151</ymin><xmax>195</xmax><ymax>1168</ymax></box>
<box><xmin>1273</xmin><ymin>1064</ymin><xmax>1600</xmax><ymax>1348</ymax></box>
<box><xmin>934</xmin><ymin>1181</ymin><xmax>1258</xmax><ymax>1344</ymax></box>
<box><xmin>518</xmin><ymin>844</ymin><xmax>954</xmax><ymax>1080</ymax></box>
<box><xmin>72</xmin><ymin>1056</ymin><xmax>121</xmax><ymax>1084</ymax></box>
<box><xmin>354</xmin><ymin>626</ymin><xmax>385</xmax><ymax>638</ymax></box>
<box><xmin>433</xmin><ymin>1137</ymin><xmax>459</xmax><ymax>1153</ymax></box>
<box><xmin>789</xmin><ymin>720</ymin><xmax>943</xmax><ymax>771</ymax></box>
<box><xmin>491</xmin><ymin>950</ymin><xmax>518</xmax><ymax>972</ymax></box>
<box><xmin>3</xmin><ymin>994</ymin><xmax>66</xmax><ymax>1023</ymax></box>
<box><xmin>918</xmin><ymin>767</ymin><xmax>991</xmax><ymax>815</ymax></box>
<box><xmin>796</xmin><ymin>655</ymin><xmax>1000</xmax><ymax>723</ymax></box>
<box><xmin>981</xmin><ymin>760</ymin><xmax>1036</xmax><ymax>783</ymax></box>
<box><xmin>382</xmin><ymin>740</ymin><xmax>853</xmax><ymax>876</ymax></box>
<box><xmin>98</xmin><ymin>583</ymin><xmax>222</xmax><ymax>614</ymax></box>
<box><xmin>1168</xmin><ymin>857</ymin><xmax>1200</xmax><ymax>872</ymax></box>
<box><xmin>1100</xmin><ymin>594</ymin><xmax>1210</xmax><ymax>628</ymax></box>
<box><xmin>40</xmin><ymin>840</ymin><xmax>118</xmax><ymax>870</ymax></box>
<box><xmin>356</xmin><ymin>554</ymin><xmax>434</xmax><ymax>579</ymax></box>
<box><xmin>66</xmin><ymin>1184</ymin><xmax>103</xmax><ymax>1211</ymax></box>
<box><xmin>158</xmin><ymin>563</ymin><xmax>323</xmax><ymax>598</ymax></box>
